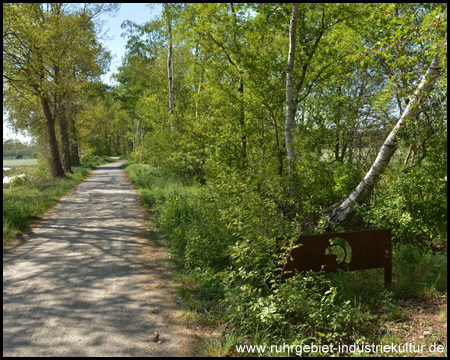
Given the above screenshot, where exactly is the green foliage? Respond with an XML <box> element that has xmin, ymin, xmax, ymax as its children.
<box><xmin>79</xmin><ymin>152</ymin><xmax>113</xmax><ymax>167</ymax></box>
<box><xmin>359</xmin><ymin>160</ymin><xmax>447</xmax><ymax>249</ymax></box>
<box><xmin>3</xmin><ymin>3</ymin><xmax>117</xmax><ymax>176</ymax></box>
<box><xmin>125</xmin><ymin>163</ymin><xmax>233</xmax><ymax>270</ymax></box>
<box><xmin>126</xmin><ymin>159</ymin><xmax>447</xmax><ymax>354</ymax></box>
<box><xmin>223</xmin><ymin>271</ymin><xmax>364</xmax><ymax>345</ymax></box>
<box><xmin>4</xmin><ymin>1</ymin><xmax>447</xmax><ymax>351</ymax></box>
<box><xmin>98</xmin><ymin>2</ymin><xmax>449</xmax><ymax>354</ymax></box>
<box><xmin>116</xmin><ymin>1</ymin><xmax>446</xmax><ymax>246</ymax></box>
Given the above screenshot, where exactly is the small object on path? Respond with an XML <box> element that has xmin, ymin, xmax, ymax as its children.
<box><xmin>153</xmin><ymin>332</ymin><xmax>160</xmax><ymax>343</ymax></box>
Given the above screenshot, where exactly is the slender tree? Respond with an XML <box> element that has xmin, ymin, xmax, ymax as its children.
<box><xmin>285</xmin><ymin>3</ymin><xmax>299</xmax><ymax>188</ymax></box>
<box><xmin>163</xmin><ymin>4</ymin><xmax>175</xmax><ymax>142</ymax></box>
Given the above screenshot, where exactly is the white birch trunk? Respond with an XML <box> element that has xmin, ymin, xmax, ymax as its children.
<box><xmin>130</xmin><ymin>117</ymin><xmax>135</xmax><ymax>153</ymax></box>
<box><xmin>328</xmin><ymin>56</ymin><xmax>443</xmax><ymax>225</ymax></box>
<box><xmin>164</xmin><ymin>4</ymin><xmax>175</xmax><ymax>138</ymax></box>
<box><xmin>285</xmin><ymin>3</ymin><xmax>299</xmax><ymax>184</ymax></box>
<box><xmin>168</xmin><ymin>20</ymin><xmax>174</xmax><ymax>135</ymax></box>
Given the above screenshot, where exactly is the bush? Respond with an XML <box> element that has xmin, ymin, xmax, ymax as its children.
<box><xmin>126</xmin><ymin>163</ymin><xmax>234</xmax><ymax>271</ymax></box>
<box><xmin>124</xmin><ymin>163</ymin><xmax>377</xmax><ymax>349</ymax></box>
<box><xmin>223</xmin><ymin>271</ymin><xmax>364</xmax><ymax>346</ymax></box>
<box><xmin>10</xmin><ymin>174</ymin><xmax>31</xmax><ymax>187</ymax></box>
<box><xmin>359</xmin><ymin>163</ymin><xmax>447</xmax><ymax>249</ymax></box>
<box><xmin>124</xmin><ymin>161</ymin><xmax>446</xmax><ymax>354</ymax></box>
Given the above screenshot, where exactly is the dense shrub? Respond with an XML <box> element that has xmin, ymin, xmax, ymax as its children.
<box><xmin>359</xmin><ymin>161</ymin><xmax>447</xmax><ymax>249</ymax></box>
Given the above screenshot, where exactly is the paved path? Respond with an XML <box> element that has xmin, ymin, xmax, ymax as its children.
<box><xmin>3</xmin><ymin>161</ymin><xmax>196</xmax><ymax>357</ymax></box>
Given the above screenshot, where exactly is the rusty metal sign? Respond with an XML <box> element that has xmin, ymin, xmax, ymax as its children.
<box><xmin>278</xmin><ymin>229</ymin><xmax>392</xmax><ymax>285</ymax></box>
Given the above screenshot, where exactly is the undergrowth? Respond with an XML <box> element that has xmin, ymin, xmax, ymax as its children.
<box><xmin>124</xmin><ymin>162</ymin><xmax>447</xmax><ymax>357</ymax></box>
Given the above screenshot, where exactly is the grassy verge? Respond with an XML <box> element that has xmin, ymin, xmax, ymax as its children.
<box><xmin>124</xmin><ymin>162</ymin><xmax>447</xmax><ymax>357</ymax></box>
<box><xmin>3</xmin><ymin>156</ymin><xmax>114</xmax><ymax>247</ymax></box>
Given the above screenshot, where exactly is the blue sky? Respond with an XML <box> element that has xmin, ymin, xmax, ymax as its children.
<box><xmin>98</xmin><ymin>3</ymin><xmax>162</xmax><ymax>85</ymax></box>
<box><xmin>4</xmin><ymin>3</ymin><xmax>162</xmax><ymax>142</ymax></box>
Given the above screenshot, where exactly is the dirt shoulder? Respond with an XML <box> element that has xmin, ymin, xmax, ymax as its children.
<box><xmin>381</xmin><ymin>296</ymin><xmax>447</xmax><ymax>357</ymax></box>
<box><xmin>3</xmin><ymin>160</ymin><xmax>201</xmax><ymax>356</ymax></box>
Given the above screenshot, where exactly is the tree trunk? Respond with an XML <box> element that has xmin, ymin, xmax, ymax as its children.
<box><xmin>168</xmin><ymin>28</ymin><xmax>174</xmax><ymax>123</ymax></box>
<box><xmin>58</xmin><ymin>111</ymin><xmax>72</xmax><ymax>173</ymax></box>
<box><xmin>334</xmin><ymin>86</ymin><xmax>342</xmax><ymax>163</ymax></box>
<box><xmin>70</xmin><ymin>140</ymin><xmax>80</xmax><ymax>166</ymax></box>
<box><xmin>130</xmin><ymin>117</ymin><xmax>136</xmax><ymax>153</ymax></box>
<box><xmin>53</xmin><ymin>62</ymin><xmax>71</xmax><ymax>173</ymax></box>
<box><xmin>69</xmin><ymin>118</ymin><xmax>80</xmax><ymax>166</ymax></box>
<box><xmin>285</xmin><ymin>3</ymin><xmax>299</xmax><ymax>188</ymax></box>
<box><xmin>328</xmin><ymin>56</ymin><xmax>443</xmax><ymax>225</ymax></box>
<box><xmin>164</xmin><ymin>4</ymin><xmax>175</xmax><ymax>142</ymax></box>
<box><xmin>137</xmin><ymin>118</ymin><xmax>141</xmax><ymax>141</ymax></box>
<box><xmin>41</xmin><ymin>97</ymin><xmax>65</xmax><ymax>178</ymax></box>
<box><xmin>272</xmin><ymin>111</ymin><xmax>284</xmax><ymax>177</ymax></box>
<box><xmin>237</xmin><ymin>72</ymin><xmax>247</xmax><ymax>168</ymax></box>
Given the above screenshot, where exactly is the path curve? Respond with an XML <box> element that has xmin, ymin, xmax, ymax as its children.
<box><xmin>3</xmin><ymin>160</ymin><xmax>197</xmax><ymax>357</ymax></box>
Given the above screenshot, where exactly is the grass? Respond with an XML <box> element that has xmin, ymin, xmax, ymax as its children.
<box><xmin>392</xmin><ymin>243</ymin><xmax>447</xmax><ymax>298</ymax></box>
<box><xmin>3</xmin><ymin>156</ymin><xmax>114</xmax><ymax>247</ymax></box>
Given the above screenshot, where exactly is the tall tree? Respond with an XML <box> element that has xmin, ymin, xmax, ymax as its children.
<box><xmin>163</xmin><ymin>3</ymin><xmax>175</xmax><ymax>141</ymax></box>
<box><xmin>186</xmin><ymin>3</ymin><xmax>250</xmax><ymax>168</ymax></box>
<box><xmin>285</xmin><ymin>3</ymin><xmax>299</xmax><ymax>187</ymax></box>
<box><xmin>4</xmin><ymin>3</ymin><xmax>64</xmax><ymax>176</ymax></box>
<box><xmin>3</xmin><ymin>3</ymin><xmax>114</xmax><ymax>177</ymax></box>
<box><xmin>281</xmin><ymin>3</ymin><xmax>363</xmax><ymax>191</ymax></box>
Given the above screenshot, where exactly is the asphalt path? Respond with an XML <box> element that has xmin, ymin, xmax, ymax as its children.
<box><xmin>3</xmin><ymin>160</ymin><xmax>196</xmax><ymax>356</ymax></box>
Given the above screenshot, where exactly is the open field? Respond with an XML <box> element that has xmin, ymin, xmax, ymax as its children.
<box><xmin>3</xmin><ymin>158</ymin><xmax>38</xmax><ymax>167</ymax></box>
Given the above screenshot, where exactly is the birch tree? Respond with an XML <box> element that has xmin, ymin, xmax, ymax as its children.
<box><xmin>283</xmin><ymin>3</ymin><xmax>359</xmax><ymax>190</ymax></box>
<box><xmin>285</xmin><ymin>3</ymin><xmax>299</xmax><ymax>186</ymax></box>
<box><xmin>328</xmin><ymin>56</ymin><xmax>444</xmax><ymax>225</ymax></box>
<box><xmin>163</xmin><ymin>3</ymin><xmax>175</xmax><ymax>142</ymax></box>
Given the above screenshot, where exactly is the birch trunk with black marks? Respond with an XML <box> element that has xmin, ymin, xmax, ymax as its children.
<box><xmin>328</xmin><ymin>56</ymin><xmax>443</xmax><ymax>225</ymax></box>
<box><xmin>285</xmin><ymin>3</ymin><xmax>299</xmax><ymax>189</ymax></box>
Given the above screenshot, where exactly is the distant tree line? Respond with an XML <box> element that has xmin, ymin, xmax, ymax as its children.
<box><xmin>3</xmin><ymin>139</ymin><xmax>39</xmax><ymax>158</ymax></box>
